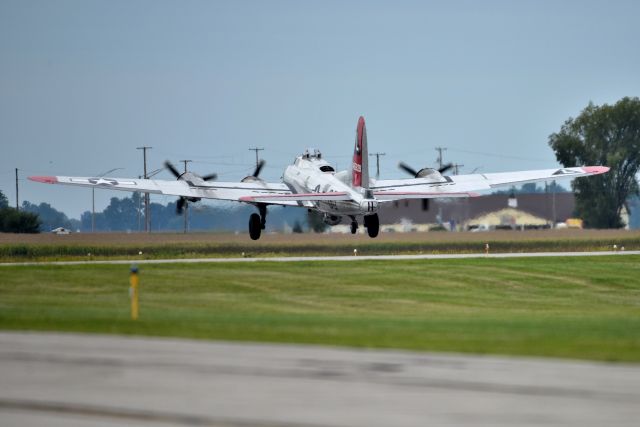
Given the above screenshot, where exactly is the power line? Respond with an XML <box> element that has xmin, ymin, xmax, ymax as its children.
<box><xmin>15</xmin><ymin>168</ymin><xmax>19</xmax><ymax>210</ymax></box>
<box><xmin>248</xmin><ymin>147</ymin><xmax>264</xmax><ymax>169</ymax></box>
<box><xmin>435</xmin><ymin>147</ymin><xmax>447</xmax><ymax>169</ymax></box>
<box><xmin>369</xmin><ymin>152</ymin><xmax>386</xmax><ymax>179</ymax></box>
<box><xmin>137</xmin><ymin>175</ymin><xmax>142</xmax><ymax>232</ymax></box>
<box><xmin>447</xmin><ymin>147</ymin><xmax>549</xmax><ymax>163</ymax></box>
<box><xmin>136</xmin><ymin>146</ymin><xmax>152</xmax><ymax>232</ymax></box>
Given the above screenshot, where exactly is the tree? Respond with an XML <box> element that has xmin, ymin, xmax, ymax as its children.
<box><xmin>21</xmin><ymin>201</ymin><xmax>78</xmax><ymax>232</ymax></box>
<box><xmin>0</xmin><ymin>190</ymin><xmax>8</xmax><ymax>209</ymax></box>
<box><xmin>0</xmin><ymin>208</ymin><xmax>40</xmax><ymax>233</ymax></box>
<box><xmin>103</xmin><ymin>196</ymin><xmax>140</xmax><ymax>231</ymax></box>
<box><xmin>549</xmin><ymin>97</ymin><xmax>640</xmax><ymax>228</ymax></box>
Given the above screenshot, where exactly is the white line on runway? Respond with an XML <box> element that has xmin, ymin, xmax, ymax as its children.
<box><xmin>0</xmin><ymin>250</ymin><xmax>639</xmax><ymax>267</ymax></box>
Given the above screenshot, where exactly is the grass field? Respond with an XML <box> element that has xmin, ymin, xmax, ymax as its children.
<box><xmin>1</xmin><ymin>255</ymin><xmax>639</xmax><ymax>362</ymax></box>
<box><xmin>1</xmin><ymin>229</ymin><xmax>640</xmax><ymax>261</ymax></box>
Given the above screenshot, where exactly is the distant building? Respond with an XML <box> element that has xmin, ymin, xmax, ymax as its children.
<box><xmin>378</xmin><ymin>193</ymin><xmax>576</xmax><ymax>231</ymax></box>
<box><xmin>50</xmin><ymin>227</ymin><xmax>71</xmax><ymax>235</ymax></box>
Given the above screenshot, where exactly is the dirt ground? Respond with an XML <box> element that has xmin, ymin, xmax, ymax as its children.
<box><xmin>1</xmin><ymin>229</ymin><xmax>639</xmax><ymax>246</ymax></box>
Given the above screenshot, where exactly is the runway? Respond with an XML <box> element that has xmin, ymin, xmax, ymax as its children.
<box><xmin>1</xmin><ymin>250</ymin><xmax>639</xmax><ymax>267</ymax></box>
<box><xmin>1</xmin><ymin>332</ymin><xmax>639</xmax><ymax>427</ymax></box>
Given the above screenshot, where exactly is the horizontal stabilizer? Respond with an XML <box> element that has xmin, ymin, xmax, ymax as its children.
<box><xmin>374</xmin><ymin>191</ymin><xmax>480</xmax><ymax>200</ymax></box>
<box><xmin>239</xmin><ymin>192</ymin><xmax>352</xmax><ymax>202</ymax></box>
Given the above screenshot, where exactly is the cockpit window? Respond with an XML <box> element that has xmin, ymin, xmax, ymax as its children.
<box><xmin>319</xmin><ymin>165</ymin><xmax>335</xmax><ymax>172</ymax></box>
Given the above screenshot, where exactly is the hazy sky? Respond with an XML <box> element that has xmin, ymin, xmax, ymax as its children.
<box><xmin>1</xmin><ymin>0</ymin><xmax>639</xmax><ymax>218</ymax></box>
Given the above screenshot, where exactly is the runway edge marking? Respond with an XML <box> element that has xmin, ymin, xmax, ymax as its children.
<box><xmin>1</xmin><ymin>251</ymin><xmax>639</xmax><ymax>266</ymax></box>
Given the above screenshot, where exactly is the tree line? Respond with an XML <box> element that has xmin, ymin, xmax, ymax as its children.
<box><xmin>0</xmin><ymin>191</ymin><xmax>40</xmax><ymax>233</ymax></box>
<box><xmin>0</xmin><ymin>189</ymin><xmax>308</xmax><ymax>233</ymax></box>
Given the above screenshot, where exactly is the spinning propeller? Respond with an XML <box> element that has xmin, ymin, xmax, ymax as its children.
<box><xmin>241</xmin><ymin>160</ymin><xmax>266</xmax><ymax>182</ymax></box>
<box><xmin>398</xmin><ymin>161</ymin><xmax>453</xmax><ymax>178</ymax></box>
<box><xmin>164</xmin><ymin>160</ymin><xmax>217</xmax><ymax>215</ymax></box>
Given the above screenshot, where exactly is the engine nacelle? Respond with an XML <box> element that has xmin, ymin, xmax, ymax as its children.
<box><xmin>359</xmin><ymin>199</ymin><xmax>379</xmax><ymax>214</ymax></box>
<box><xmin>322</xmin><ymin>214</ymin><xmax>343</xmax><ymax>226</ymax></box>
<box><xmin>416</xmin><ymin>168</ymin><xmax>446</xmax><ymax>182</ymax></box>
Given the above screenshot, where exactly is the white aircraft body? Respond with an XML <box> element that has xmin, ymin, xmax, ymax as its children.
<box><xmin>29</xmin><ymin>117</ymin><xmax>609</xmax><ymax>239</ymax></box>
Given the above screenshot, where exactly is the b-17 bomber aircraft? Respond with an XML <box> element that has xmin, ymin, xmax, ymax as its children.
<box><xmin>30</xmin><ymin>117</ymin><xmax>609</xmax><ymax>240</ymax></box>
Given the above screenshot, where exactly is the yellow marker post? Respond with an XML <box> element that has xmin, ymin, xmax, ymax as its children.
<box><xmin>129</xmin><ymin>265</ymin><xmax>139</xmax><ymax>320</ymax></box>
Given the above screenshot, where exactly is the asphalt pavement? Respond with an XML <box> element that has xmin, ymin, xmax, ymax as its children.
<box><xmin>1</xmin><ymin>332</ymin><xmax>639</xmax><ymax>427</ymax></box>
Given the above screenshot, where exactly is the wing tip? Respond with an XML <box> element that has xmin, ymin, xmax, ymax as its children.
<box><xmin>581</xmin><ymin>166</ymin><xmax>609</xmax><ymax>175</ymax></box>
<box><xmin>29</xmin><ymin>176</ymin><xmax>58</xmax><ymax>184</ymax></box>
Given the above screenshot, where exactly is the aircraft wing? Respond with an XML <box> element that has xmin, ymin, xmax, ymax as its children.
<box><xmin>28</xmin><ymin>175</ymin><xmax>351</xmax><ymax>207</ymax></box>
<box><xmin>371</xmin><ymin>166</ymin><xmax>609</xmax><ymax>201</ymax></box>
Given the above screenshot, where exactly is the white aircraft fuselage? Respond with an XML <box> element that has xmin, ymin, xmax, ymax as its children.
<box><xmin>283</xmin><ymin>151</ymin><xmax>379</xmax><ymax>219</ymax></box>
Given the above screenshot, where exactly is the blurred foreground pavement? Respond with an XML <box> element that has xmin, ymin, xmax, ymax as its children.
<box><xmin>1</xmin><ymin>332</ymin><xmax>639</xmax><ymax>427</ymax></box>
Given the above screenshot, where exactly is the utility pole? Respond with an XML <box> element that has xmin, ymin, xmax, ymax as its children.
<box><xmin>15</xmin><ymin>168</ymin><xmax>19</xmax><ymax>210</ymax></box>
<box><xmin>180</xmin><ymin>160</ymin><xmax>192</xmax><ymax>234</ymax></box>
<box><xmin>435</xmin><ymin>147</ymin><xmax>447</xmax><ymax>169</ymax></box>
<box><xmin>248</xmin><ymin>147</ymin><xmax>264</xmax><ymax>169</ymax></box>
<box><xmin>137</xmin><ymin>175</ymin><xmax>142</xmax><ymax>232</ymax></box>
<box><xmin>369</xmin><ymin>152</ymin><xmax>386</xmax><ymax>179</ymax></box>
<box><xmin>136</xmin><ymin>146</ymin><xmax>152</xmax><ymax>232</ymax></box>
<box><xmin>453</xmin><ymin>164</ymin><xmax>464</xmax><ymax>175</ymax></box>
<box><xmin>552</xmin><ymin>179</ymin><xmax>557</xmax><ymax>228</ymax></box>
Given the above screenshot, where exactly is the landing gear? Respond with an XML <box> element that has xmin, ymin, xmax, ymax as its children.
<box><xmin>364</xmin><ymin>214</ymin><xmax>379</xmax><ymax>238</ymax></box>
<box><xmin>249</xmin><ymin>204</ymin><xmax>268</xmax><ymax>240</ymax></box>
<box><xmin>349</xmin><ymin>214</ymin><xmax>379</xmax><ymax>237</ymax></box>
<box><xmin>249</xmin><ymin>213</ymin><xmax>261</xmax><ymax>240</ymax></box>
<box><xmin>258</xmin><ymin>204</ymin><xmax>267</xmax><ymax>229</ymax></box>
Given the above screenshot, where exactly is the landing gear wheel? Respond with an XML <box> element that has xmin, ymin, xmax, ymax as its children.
<box><xmin>249</xmin><ymin>213</ymin><xmax>262</xmax><ymax>240</ymax></box>
<box><xmin>350</xmin><ymin>221</ymin><xmax>358</xmax><ymax>234</ymax></box>
<box><xmin>366</xmin><ymin>214</ymin><xmax>379</xmax><ymax>238</ymax></box>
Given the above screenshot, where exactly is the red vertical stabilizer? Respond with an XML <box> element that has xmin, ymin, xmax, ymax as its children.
<box><xmin>352</xmin><ymin>116</ymin><xmax>369</xmax><ymax>188</ymax></box>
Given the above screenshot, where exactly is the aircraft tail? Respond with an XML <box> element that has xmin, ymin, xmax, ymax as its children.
<box><xmin>352</xmin><ymin>116</ymin><xmax>370</xmax><ymax>188</ymax></box>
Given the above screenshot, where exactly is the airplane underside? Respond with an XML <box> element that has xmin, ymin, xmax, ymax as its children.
<box><xmin>247</xmin><ymin>203</ymin><xmax>379</xmax><ymax>241</ymax></box>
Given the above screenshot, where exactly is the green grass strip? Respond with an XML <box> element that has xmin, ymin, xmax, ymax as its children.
<box><xmin>1</xmin><ymin>255</ymin><xmax>639</xmax><ymax>362</ymax></box>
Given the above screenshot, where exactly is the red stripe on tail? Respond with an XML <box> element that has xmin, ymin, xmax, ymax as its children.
<box><xmin>352</xmin><ymin>116</ymin><xmax>365</xmax><ymax>187</ymax></box>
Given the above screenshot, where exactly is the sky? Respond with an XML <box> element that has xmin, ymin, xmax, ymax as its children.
<box><xmin>1</xmin><ymin>0</ymin><xmax>639</xmax><ymax>219</ymax></box>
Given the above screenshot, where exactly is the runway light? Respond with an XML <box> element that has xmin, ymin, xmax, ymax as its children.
<box><xmin>130</xmin><ymin>265</ymin><xmax>139</xmax><ymax>321</ymax></box>
<box><xmin>353</xmin><ymin>249</ymin><xmax>358</xmax><ymax>256</ymax></box>
<box><xmin>484</xmin><ymin>243</ymin><xmax>490</xmax><ymax>255</ymax></box>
